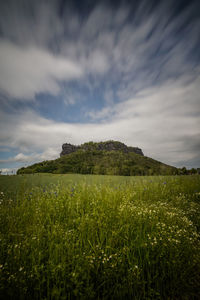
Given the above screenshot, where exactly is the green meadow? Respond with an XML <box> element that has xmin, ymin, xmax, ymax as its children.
<box><xmin>0</xmin><ymin>174</ymin><xmax>200</xmax><ymax>299</ymax></box>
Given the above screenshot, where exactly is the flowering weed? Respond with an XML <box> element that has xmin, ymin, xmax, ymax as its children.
<box><xmin>0</xmin><ymin>174</ymin><xmax>200</xmax><ymax>299</ymax></box>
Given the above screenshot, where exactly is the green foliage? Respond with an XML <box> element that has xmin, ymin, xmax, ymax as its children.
<box><xmin>17</xmin><ymin>150</ymin><xmax>177</xmax><ymax>175</ymax></box>
<box><xmin>0</xmin><ymin>174</ymin><xmax>200</xmax><ymax>299</ymax></box>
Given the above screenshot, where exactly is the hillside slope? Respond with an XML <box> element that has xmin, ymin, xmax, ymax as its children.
<box><xmin>17</xmin><ymin>149</ymin><xmax>177</xmax><ymax>176</ymax></box>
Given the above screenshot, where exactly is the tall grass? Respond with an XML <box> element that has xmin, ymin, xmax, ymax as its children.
<box><xmin>0</xmin><ymin>174</ymin><xmax>200</xmax><ymax>299</ymax></box>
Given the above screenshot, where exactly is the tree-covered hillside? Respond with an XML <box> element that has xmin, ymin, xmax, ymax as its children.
<box><xmin>17</xmin><ymin>149</ymin><xmax>177</xmax><ymax>176</ymax></box>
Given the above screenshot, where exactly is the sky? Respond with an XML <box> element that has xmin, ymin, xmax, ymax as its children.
<box><xmin>0</xmin><ymin>0</ymin><xmax>200</xmax><ymax>174</ymax></box>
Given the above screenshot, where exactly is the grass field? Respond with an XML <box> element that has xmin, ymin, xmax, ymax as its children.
<box><xmin>0</xmin><ymin>174</ymin><xmax>200</xmax><ymax>299</ymax></box>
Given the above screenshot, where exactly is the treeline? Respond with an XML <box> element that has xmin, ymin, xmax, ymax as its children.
<box><xmin>17</xmin><ymin>150</ymin><xmax>178</xmax><ymax>176</ymax></box>
<box><xmin>178</xmin><ymin>167</ymin><xmax>200</xmax><ymax>175</ymax></box>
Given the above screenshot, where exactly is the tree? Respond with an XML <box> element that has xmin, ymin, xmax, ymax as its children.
<box><xmin>181</xmin><ymin>167</ymin><xmax>187</xmax><ymax>175</ymax></box>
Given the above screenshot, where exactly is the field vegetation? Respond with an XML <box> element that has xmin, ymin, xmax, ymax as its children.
<box><xmin>0</xmin><ymin>174</ymin><xmax>200</xmax><ymax>299</ymax></box>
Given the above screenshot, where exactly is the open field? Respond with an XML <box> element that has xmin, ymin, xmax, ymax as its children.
<box><xmin>0</xmin><ymin>174</ymin><xmax>200</xmax><ymax>299</ymax></box>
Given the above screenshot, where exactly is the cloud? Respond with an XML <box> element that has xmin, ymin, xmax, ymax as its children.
<box><xmin>0</xmin><ymin>1</ymin><xmax>112</xmax><ymax>101</ymax></box>
<box><xmin>0</xmin><ymin>40</ymin><xmax>83</xmax><ymax>100</ymax></box>
<box><xmin>84</xmin><ymin>50</ymin><xmax>110</xmax><ymax>74</ymax></box>
<box><xmin>0</xmin><ymin>148</ymin><xmax>59</xmax><ymax>164</ymax></box>
<box><xmin>0</xmin><ymin>153</ymin><xmax>36</xmax><ymax>164</ymax></box>
<box><xmin>0</xmin><ymin>0</ymin><xmax>63</xmax><ymax>46</ymax></box>
<box><xmin>0</xmin><ymin>0</ymin><xmax>199</xmax><ymax>103</ymax></box>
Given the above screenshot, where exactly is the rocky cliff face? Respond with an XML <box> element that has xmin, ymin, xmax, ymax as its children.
<box><xmin>60</xmin><ymin>141</ymin><xmax>144</xmax><ymax>157</ymax></box>
<box><xmin>61</xmin><ymin>143</ymin><xmax>80</xmax><ymax>155</ymax></box>
<box><xmin>128</xmin><ymin>146</ymin><xmax>144</xmax><ymax>156</ymax></box>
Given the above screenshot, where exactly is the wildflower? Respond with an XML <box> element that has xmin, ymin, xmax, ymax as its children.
<box><xmin>163</xmin><ymin>182</ymin><xmax>167</xmax><ymax>184</ymax></box>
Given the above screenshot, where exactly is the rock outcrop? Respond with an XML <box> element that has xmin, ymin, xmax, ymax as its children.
<box><xmin>60</xmin><ymin>141</ymin><xmax>144</xmax><ymax>157</ymax></box>
<box><xmin>61</xmin><ymin>143</ymin><xmax>79</xmax><ymax>155</ymax></box>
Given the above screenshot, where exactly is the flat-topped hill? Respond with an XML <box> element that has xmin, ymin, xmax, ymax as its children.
<box><xmin>60</xmin><ymin>141</ymin><xmax>144</xmax><ymax>156</ymax></box>
<box><xmin>17</xmin><ymin>140</ymin><xmax>178</xmax><ymax>176</ymax></box>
